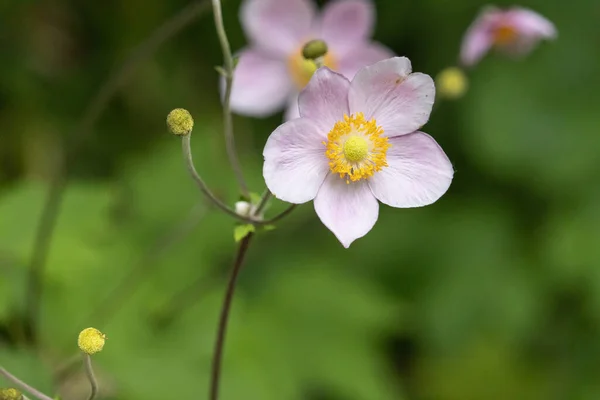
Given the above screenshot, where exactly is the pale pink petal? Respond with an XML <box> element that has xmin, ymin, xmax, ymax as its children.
<box><xmin>348</xmin><ymin>57</ymin><xmax>435</xmax><ymax>137</ymax></box>
<box><xmin>459</xmin><ymin>8</ymin><xmax>500</xmax><ymax>66</ymax></box>
<box><xmin>368</xmin><ymin>132</ymin><xmax>453</xmax><ymax>208</ymax></box>
<box><xmin>506</xmin><ymin>8</ymin><xmax>557</xmax><ymax>39</ymax></box>
<box><xmin>241</xmin><ymin>0</ymin><xmax>316</xmax><ymax>56</ymax></box>
<box><xmin>229</xmin><ymin>49</ymin><xmax>292</xmax><ymax>117</ymax></box>
<box><xmin>284</xmin><ymin>92</ymin><xmax>300</xmax><ymax>121</ymax></box>
<box><xmin>314</xmin><ymin>174</ymin><xmax>379</xmax><ymax>248</ymax></box>
<box><xmin>263</xmin><ymin>118</ymin><xmax>329</xmax><ymax>203</ymax></box>
<box><xmin>298</xmin><ymin>68</ymin><xmax>350</xmax><ymax>132</ymax></box>
<box><xmin>318</xmin><ymin>0</ymin><xmax>375</xmax><ymax>56</ymax></box>
<box><xmin>336</xmin><ymin>42</ymin><xmax>395</xmax><ymax>80</ymax></box>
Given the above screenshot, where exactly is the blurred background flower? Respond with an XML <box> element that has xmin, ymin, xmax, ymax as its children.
<box><xmin>460</xmin><ymin>5</ymin><xmax>556</xmax><ymax>66</ymax></box>
<box><xmin>229</xmin><ymin>0</ymin><xmax>393</xmax><ymax>119</ymax></box>
<box><xmin>1</xmin><ymin>0</ymin><xmax>599</xmax><ymax>399</ymax></box>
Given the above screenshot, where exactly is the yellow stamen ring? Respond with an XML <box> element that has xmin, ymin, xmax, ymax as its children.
<box><xmin>324</xmin><ymin>113</ymin><xmax>390</xmax><ymax>183</ymax></box>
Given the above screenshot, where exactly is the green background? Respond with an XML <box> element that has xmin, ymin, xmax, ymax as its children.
<box><xmin>1</xmin><ymin>0</ymin><xmax>599</xmax><ymax>399</ymax></box>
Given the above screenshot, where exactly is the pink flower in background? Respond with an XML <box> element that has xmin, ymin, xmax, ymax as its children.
<box><xmin>230</xmin><ymin>0</ymin><xmax>394</xmax><ymax>120</ymax></box>
<box><xmin>263</xmin><ymin>57</ymin><xmax>453</xmax><ymax>247</ymax></box>
<box><xmin>460</xmin><ymin>6</ymin><xmax>557</xmax><ymax>66</ymax></box>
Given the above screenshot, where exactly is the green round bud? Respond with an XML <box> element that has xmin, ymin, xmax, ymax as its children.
<box><xmin>0</xmin><ymin>388</ymin><xmax>23</xmax><ymax>400</ymax></box>
<box><xmin>302</xmin><ymin>40</ymin><xmax>328</xmax><ymax>61</ymax></box>
<box><xmin>166</xmin><ymin>108</ymin><xmax>194</xmax><ymax>136</ymax></box>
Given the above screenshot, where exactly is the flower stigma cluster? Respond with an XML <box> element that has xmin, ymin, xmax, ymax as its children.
<box><xmin>78</xmin><ymin>327</ymin><xmax>106</xmax><ymax>355</ymax></box>
<box><xmin>324</xmin><ymin>113</ymin><xmax>390</xmax><ymax>183</ymax></box>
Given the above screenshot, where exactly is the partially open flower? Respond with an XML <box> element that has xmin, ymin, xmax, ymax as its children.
<box><xmin>263</xmin><ymin>57</ymin><xmax>454</xmax><ymax>247</ymax></box>
<box><xmin>230</xmin><ymin>0</ymin><xmax>394</xmax><ymax>120</ymax></box>
<box><xmin>460</xmin><ymin>6</ymin><xmax>557</xmax><ymax>66</ymax></box>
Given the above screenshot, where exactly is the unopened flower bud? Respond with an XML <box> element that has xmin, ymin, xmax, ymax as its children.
<box><xmin>235</xmin><ymin>201</ymin><xmax>252</xmax><ymax>217</ymax></box>
<box><xmin>78</xmin><ymin>327</ymin><xmax>106</xmax><ymax>355</ymax></box>
<box><xmin>302</xmin><ymin>40</ymin><xmax>328</xmax><ymax>61</ymax></box>
<box><xmin>0</xmin><ymin>388</ymin><xmax>23</xmax><ymax>400</ymax></box>
<box><xmin>166</xmin><ymin>108</ymin><xmax>194</xmax><ymax>136</ymax></box>
<box><xmin>436</xmin><ymin>67</ymin><xmax>468</xmax><ymax>99</ymax></box>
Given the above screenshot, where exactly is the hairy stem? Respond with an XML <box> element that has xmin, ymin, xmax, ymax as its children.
<box><xmin>0</xmin><ymin>366</ymin><xmax>54</xmax><ymax>400</ymax></box>
<box><xmin>22</xmin><ymin>0</ymin><xmax>211</xmax><ymax>346</ymax></box>
<box><xmin>211</xmin><ymin>0</ymin><xmax>249</xmax><ymax>199</ymax></box>
<box><xmin>83</xmin><ymin>355</ymin><xmax>98</xmax><ymax>400</ymax></box>
<box><xmin>209</xmin><ymin>233</ymin><xmax>253</xmax><ymax>400</ymax></box>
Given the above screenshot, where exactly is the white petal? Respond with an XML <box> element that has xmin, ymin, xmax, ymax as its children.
<box><xmin>298</xmin><ymin>68</ymin><xmax>350</xmax><ymax>131</ymax></box>
<box><xmin>368</xmin><ymin>132</ymin><xmax>453</xmax><ymax>208</ymax></box>
<box><xmin>349</xmin><ymin>57</ymin><xmax>435</xmax><ymax>137</ymax></box>
<box><xmin>229</xmin><ymin>49</ymin><xmax>292</xmax><ymax>117</ymax></box>
<box><xmin>263</xmin><ymin>118</ymin><xmax>329</xmax><ymax>203</ymax></box>
<box><xmin>241</xmin><ymin>0</ymin><xmax>316</xmax><ymax>56</ymax></box>
<box><xmin>314</xmin><ymin>174</ymin><xmax>379</xmax><ymax>248</ymax></box>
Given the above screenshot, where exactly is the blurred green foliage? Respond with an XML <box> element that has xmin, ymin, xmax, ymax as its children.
<box><xmin>1</xmin><ymin>0</ymin><xmax>600</xmax><ymax>399</ymax></box>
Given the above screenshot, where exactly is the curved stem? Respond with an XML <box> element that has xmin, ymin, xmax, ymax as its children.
<box><xmin>22</xmin><ymin>0</ymin><xmax>211</xmax><ymax>346</ymax></box>
<box><xmin>83</xmin><ymin>354</ymin><xmax>98</xmax><ymax>400</ymax></box>
<box><xmin>211</xmin><ymin>0</ymin><xmax>249</xmax><ymax>198</ymax></box>
<box><xmin>254</xmin><ymin>190</ymin><xmax>272</xmax><ymax>216</ymax></box>
<box><xmin>209</xmin><ymin>233</ymin><xmax>253</xmax><ymax>400</ymax></box>
<box><xmin>0</xmin><ymin>366</ymin><xmax>54</xmax><ymax>400</ymax></box>
<box><xmin>182</xmin><ymin>135</ymin><xmax>266</xmax><ymax>224</ymax></box>
<box><xmin>263</xmin><ymin>204</ymin><xmax>297</xmax><ymax>224</ymax></box>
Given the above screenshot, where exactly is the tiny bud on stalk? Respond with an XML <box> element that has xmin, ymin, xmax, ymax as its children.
<box><xmin>0</xmin><ymin>388</ymin><xmax>22</xmax><ymax>400</ymax></box>
<box><xmin>166</xmin><ymin>108</ymin><xmax>194</xmax><ymax>136</ymax></box>
<box><xmin>235</xmin><ymin>201</ymin><xmax>252</xmax><ymax>217</ymax></box>
<box><xmin>302</xmin><ymin>40</ymin><xmax>328</xmax><ymax>61</ymax></box>
<box><xmin>78</xmin><ymin>328</ymin><xmax>106</xmax><ymax>355</ymax></box>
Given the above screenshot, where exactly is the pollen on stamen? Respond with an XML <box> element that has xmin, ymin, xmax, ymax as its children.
<box><xmin>324</xmin><ymin>112</ymin><xmax>390</xmax><ymax>183</ymax></box>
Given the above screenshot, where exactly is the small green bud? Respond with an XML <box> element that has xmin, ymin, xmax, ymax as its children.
<box><xmin>302</xmin><ymin>40</ymin><xmax>328</xmax><ymax>61</ymax></box>
<box><xmin>0</xmin><ymin>388</ymin><xmax>23</xmax><ymax>400</ymax></box>
<box><xmin>166</xmin><ymin>108</ymin><xmax>194</xmax><ymax>136</ymax></box>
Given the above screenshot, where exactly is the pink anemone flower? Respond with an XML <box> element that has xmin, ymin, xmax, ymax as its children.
<box><xmin>263</xmin><ymin>57</ymin><xmax>454</xmax><ymax>248</ymax></box>
<box><xmin>230</xmin><ymin>0</ymin><xmax>394</xmax><ymax>120</ymax></box>
<box><xmin>460</xmin><ymin>6</ymin><xmax>557</xmax><ymax>66</ymax></box>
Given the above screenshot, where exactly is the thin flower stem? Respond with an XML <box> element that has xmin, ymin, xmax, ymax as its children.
<box><xmin>254</xmin><ymin>190</ymin><xmax>272</xmax><ymax>215</ymax></box>
<box><xmin>254</xmin><ymin>190</ymin><xmax>297</xmax><ymax>224</ymax></box>
<box><xmin>182</xmin><ymin>136</ymin><xmax>297</xmax><ymax>225</ymax></box>
<box><xmin>182</xmin><ymin>135</ymin><xmax>256</xmax><ymax>223</ymax></box>
<box><xmin>264</xmin><ymin>203</ymin><xmax>297</xmax><ymax>224</ymax></box>
<box><xmin>22</xmin><ymin>0</ymin><xmax>211</xmax><ymax>347</ymax></box>
<box><xmin>0</xmin><ymin>366</ymin><xmax>54</xmax><ymax>400</ymax></box>
<box><xmin>209</xmin><ymin>233</ymin><xmax>254</xmax><ymax>400</ymax></box>
<box><xmin>83</xmin><ymin>354</ymin><xmax>98</xmax><ymax>400</ymax></box>
<box><xmin>211</xmin><ymin>0</ymin><xmax>250</xmax><ymax>199</ymax></box>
